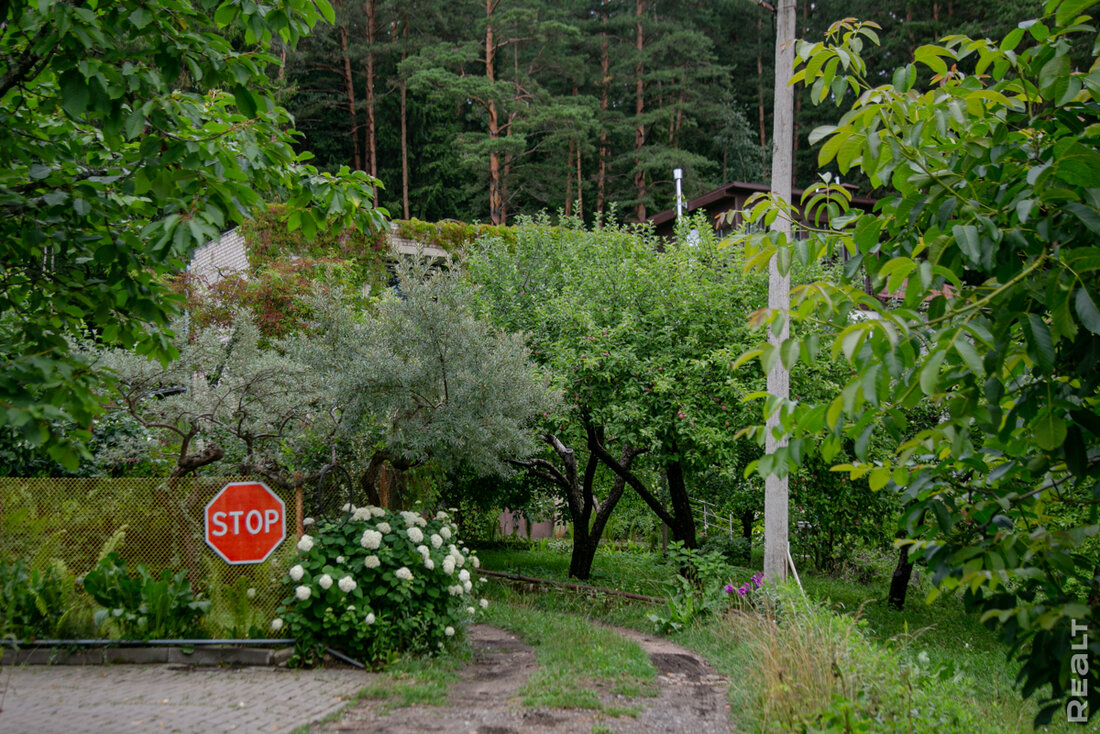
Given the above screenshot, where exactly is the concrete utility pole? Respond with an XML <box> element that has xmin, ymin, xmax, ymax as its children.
<box><xmin>763</xmin><ymin>0</ymin><xmax>795</xmax><ymax>583</ymax></box>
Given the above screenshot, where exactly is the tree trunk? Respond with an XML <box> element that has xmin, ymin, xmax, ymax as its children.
<box><xmin>364</xmin><ymin>0</ymin><xmax>378</xmax><ymax>198</ymax></box>
<box><xmin>335</xmin><ymin>0</ymin><xmax>361</xmax><ymax>171</ymax></box>
<box><xmin>665</xmin><ymin>460</ymin><xmax>697</xmax><ymax>548</ymax></box>
<box><xmin>565</xmin><ymin>140</ymin><xmax>574</xmax><ymax>217</ymax></box>
<box><xmin>597</xmin><ymin>4</ymin><xmax>610</xmax><ymax>216</ymax></box>
<box><xmin>485</xmin><ymin>0</ymin><xmax>503</xmax><ymax>225</ymax></box>
<box><xmin>569</xmin><ymin>524</ymin><xmax>600</xmax><ymax>578</ymax></box>
<box><xmin>740</xmin><ymin>508</ymin><xmax>754</xmax><ymax>540</ymax></box>
<box><xmin>633</xmin><ymin>0</ymin><xmax>647</xmax><ymax>222</ymax></box>
<box><xmin>399</xmin><ymin>12</ymin><xmax>410</xmax><ymax>219</ymax></box>
<box><xmin>887</xmin><ymin>542</ymin><xmax>914</xmax><ymax>610</ymax></box>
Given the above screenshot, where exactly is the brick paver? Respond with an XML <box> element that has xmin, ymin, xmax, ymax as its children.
<box><xmin>0</xmin><ymin>664</ymin><xmax>371</xmax><ymax>734</ymax></box>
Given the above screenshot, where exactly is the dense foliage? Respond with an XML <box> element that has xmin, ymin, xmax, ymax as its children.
<box><xmin>737</xmin><ymin>1</ymin><xmax>1100</xmax><ymax>722</ymax></box>
<box><xmin>280</xmin><ymin>0</ymin><xmax>1039</xmax><ymax>224</ymax></box>
<box><xmin>0</xmin><ymin>0</ymin><xmax>386</xmax><ymax>470</ymax></box>
<box><xmin>274</xmin><ymin>507</ymin><xmax>486</xmax><ymax>665</ymax></box>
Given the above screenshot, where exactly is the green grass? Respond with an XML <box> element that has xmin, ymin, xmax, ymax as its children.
<box><xmin>481</xmin><ymin>596</ymin><xmax>656</xmax><ymax>711</ymax></box>
<box><xmin>348</xmin><ymin>654</ymin><xmax>466</xmax><ymax>713</ymax></box>
<box><xmin>479</xmin><ymin>543</ymin><xmax>1073</xmax><ymax>733</ymax></box>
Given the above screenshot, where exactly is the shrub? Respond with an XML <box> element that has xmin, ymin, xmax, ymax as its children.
<box><xmin>79</xmin><ymin>552</ymin><xmax>210</xmax><ymax>639</ymax></box>
<box><xmin>700</xmin><ymin>534</ymin><xmax>751</xmax><ymax>567</ymax></box>
<box><xmin>274</xmin><ymin>506</ymin><xmax>487</xmax><ymax>667</ymax></box>
<box><xmin>649</xmin><ymin>542</ymin><xmax>737</xmax><ymax>632</ymax></box>
<box><xmin>0</xmin><ymin>559</ymin><xmax>70</xmax><ymax>640</ymax></box>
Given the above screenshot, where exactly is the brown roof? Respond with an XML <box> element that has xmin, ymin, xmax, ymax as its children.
<box><xmin>648</xmin><ymin>180</ymin><xmax>878</xmax><ymax>229</ymax></box>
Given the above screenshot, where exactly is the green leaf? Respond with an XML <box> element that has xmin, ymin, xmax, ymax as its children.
<box><xmin>919</xmin><ymin>350</ymin><xmax>947</xmax><ymax>395</ymax></box>
<box><xmin>29</xmin><ymin>164</ymin><xmax>51</xmax><ymax>180</ymax></box>
<box><xmin>869</xmin><ymin>467</ymin><xmax>891</xmax><ymax>491</ymax></box>
<box><xmin>233</xmin><ymin>85</ymin><xmax>258</xmax><ymax>118</ymax></box>
<box><xmin>1035</xmin><ymin>410</ymin><xmax>1067</xmax><ymax>451</ymax></box>
<box><xmin>1025</xmin><ymin>314</ymin><xmax>1055</xmax><ymax>372</ymax></box>
<box><xmin>954</xmin><ymin>338</ymin><xmax>985</xmax><ymax>377</ymax></box>
<box><xmin>952</xmin><ymin>224</ymin><xmax>981</xmax><ymax>264</ymax></box>
<box><xmin>1039</xmin><ymin>53</ymin><xmax>1071</xmax><ymax>99</ymax></box>
<box><xmin>1075</xmin><ymin>287</ymin><xmax>1100</xmax><ymax>334</ymax></box>
<box><xmin>60</xmin><ymin>69</ymin><xmax>90</xmax><ymax>116</ymax></box>
<box><xmin>1056</xmin><ymin>0</ymin><xmax>1100</xmax><ymax>26</ymax></box>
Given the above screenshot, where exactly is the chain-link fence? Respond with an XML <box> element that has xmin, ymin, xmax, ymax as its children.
<box><xmin>1</xmin><ymin>476</ymin><xmax>302</xmax><ymax>637</ymax></box>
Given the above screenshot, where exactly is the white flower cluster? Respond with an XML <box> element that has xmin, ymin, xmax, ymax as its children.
<box><xmin>271</xmin><ymin>618</ymin><xmax>284</xmax><ymax>632</ymax></box>
<box><xmin>440</xmin><ymin>526</ymin><xmax>452</xmax><ymax>540</ymax></box>
<box><xmin>297</xmin><ymin>535</ymin><xmax>314</xmax><ymax>552</ymax></box>
<box><xmin>376</xmin><ymin>522</ymin><xmax>392</xmax><ymax>534</ymax></box>
<box><xmin>442</xmin><ymin>555</ymin><xmax>456</xmax><ymax>575</ymax></box>
<box><xmin>407</xmin><ymin>526</ymin><xmax>424</xmax><ymax>544</ymax></box>
<box><xmin>338</xmin><ymin>576</ymin><xmax>357</xmax><ymax>593</ymax></box>
<box><xmin>430</xmin><ymin>533</ymin><xmax>443</xmax><ymax>549</ymax></box>
<box><xmin>480</xmin><ymin>598</ymin><xmax>489</xmax><ymax>609</ymax></box>
<box><xmin>360</xmin><ymin>529</ymin><xmax>383</xmax><ymax>550</ymax></box>
<box><xmin>289</xmin><ymin>564</ymin><xmax>305</xmax><ymax>582</ymax></box>
<box><xmin>295</xmin><ymin>585</ymin><xmax>311</xmax><ymax>601</ymax></box>
<box><xmin>399</xmin><ymin>511</ymin><xmax>419</xmax><ymax>527</ymax></box>
<box><xmin>352</xmin><ymin>507</ymin><xmax>372</xmax><ymax>521</ymax></box>
<box><xmin>435</xmin><ymin>510</ymin><xmax>449</xmax><ymax>521</ymax></box>
<box><xmin>395</xmin><ymin>566</ymin><xmax>413</xmax><ymax>581</ymax></box>
<box><xmin>364</xmin><ymin>555</ymin><xmax>381</xmax><ymax>569</ymax></box>
<box><xmin>319</xmin><ymin>573</ymin><xmax>333</xmax><ymax>590</ymax></box>
<box><xmin>365</xmin><ymin>612</ymin><xmax>376</xmax><ymax>625</ymax></box>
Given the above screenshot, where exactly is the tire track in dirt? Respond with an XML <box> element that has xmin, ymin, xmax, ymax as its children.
<box><xmin>319</xmin><ymin>623</ymin><xmax>730</xmax><ymax>734</ymax></box>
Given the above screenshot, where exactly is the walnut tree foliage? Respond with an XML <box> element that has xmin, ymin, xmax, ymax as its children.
<box><xmin>0</xmin><ymin>0</ymin><xmax>385</xmax><ymax>471</ymax></box>
<box><xmin>734</xmin><ymin>1</ymin><xmax>1100</xmax><ymax>722</ymax></box>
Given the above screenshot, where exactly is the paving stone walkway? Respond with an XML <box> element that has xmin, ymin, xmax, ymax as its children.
<box><xmin>0</xmin><ymin>664</ymin><xmax>371</xmax><ymax>734</ymax></box>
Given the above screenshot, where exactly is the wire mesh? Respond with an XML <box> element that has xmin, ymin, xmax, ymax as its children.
<box><xmin>0</xmin><ymin>476</ymin><xmax>302</xmax><ymax>637</ymax></box>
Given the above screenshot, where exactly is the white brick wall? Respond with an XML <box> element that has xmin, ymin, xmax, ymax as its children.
<box><xmin>189</xmin><ymin>228</ymin><xmax>250</xmax><ymax>286</ymax></box>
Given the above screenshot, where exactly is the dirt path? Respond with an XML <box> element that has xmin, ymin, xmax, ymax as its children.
<box><xmin>319</xmin><ymin>624</ymin><xmax>730</xmax><ymax>734</ymax></box>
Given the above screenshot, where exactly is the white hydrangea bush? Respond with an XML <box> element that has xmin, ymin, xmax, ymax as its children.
<box><xmin>274</xmin><ymin>506</ymin><xmax>483</xmax><ymax>666</ymax></box>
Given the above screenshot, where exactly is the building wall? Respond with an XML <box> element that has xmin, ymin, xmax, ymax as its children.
<box><xmin>189</xmin><ymin>229</ymin><xmax>249</xmax><ymax>285</ymax></box>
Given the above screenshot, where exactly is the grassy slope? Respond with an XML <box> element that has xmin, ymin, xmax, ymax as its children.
<box><xmin>479</xmin><ymin>543</ymin><xmax>1069</xmax><ymax>733</ymax></box>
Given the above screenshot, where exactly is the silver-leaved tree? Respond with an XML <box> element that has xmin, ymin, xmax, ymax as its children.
<box><xmin>294</xmin><ymin>258</ymin><xmax>560</xmax><ymax>506</ymax></box>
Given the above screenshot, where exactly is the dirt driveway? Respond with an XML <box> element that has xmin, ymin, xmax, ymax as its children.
<box><xmin>318</xmin><ymin>624</ymin><xmax>731</xmax><ymax>734</ymax></box>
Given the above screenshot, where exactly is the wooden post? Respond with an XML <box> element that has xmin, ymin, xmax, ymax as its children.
<box><xmin>764</xmin><ymin>0</ymin><xmax>796</xmax><ymax>584</ymax></box>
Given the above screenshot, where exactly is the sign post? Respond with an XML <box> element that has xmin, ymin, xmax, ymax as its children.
<box><xmin>205</xmin><ymin>481</ymin><xmax>286</xmax><ymax>564</ymax></box>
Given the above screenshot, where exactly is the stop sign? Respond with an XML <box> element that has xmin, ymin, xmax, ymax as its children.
<box><xmin>204</xmin><ymin>482</ymin><xmax>286</xmax><ymax>564</ymax></box>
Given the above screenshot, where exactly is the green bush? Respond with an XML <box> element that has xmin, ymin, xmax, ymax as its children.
<box><xmin>79</xmin><ymin>552</ymin><xmax>210</xmax><ymax>639</ymax></box>
<box><xmin>274</xmin><ymin>506</ymin><xmax>488</xmax><ymax>667</ymax></box>
<box><xmin>700</xmin><ymin>534</ymin><xmax>751</xmax><ymax>567</ymax></box>
<box><xmin>0</xmin><ymin>559</ymin><xmax>70</xmax><ymax>639</ymax></box>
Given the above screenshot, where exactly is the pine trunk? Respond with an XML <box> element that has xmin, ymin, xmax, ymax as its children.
<box><xmin>400</xmin><ymin>12</ymin><xmax>410</xmax><ymax>218</ymax></box>
<box><xmin>364</xmin><ymin>0</ymin><xmax>378</xmax><ymax>198</ymax></box>
<box><xmin>597</xmin><ymin>8</ymin><xmax>610</xmax><ymax>215</ymax></box>
<box><xmin>485</xmin><ymin>0</ymin><xmax>503</xmax><ymax>225</ymax></box>
<box><xmin>335</xmin><ymin>0</ymin><xmax>361</xmax><ymax>171</ymax></box>
<box><xmin>633</xmin><ymin>0</ymin><xmax>647</xmax><ymax>222</ymax></box>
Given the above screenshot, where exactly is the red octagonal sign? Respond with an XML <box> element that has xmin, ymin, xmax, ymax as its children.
<box><xmin>205</xmin><ymin>482</ymin><xmax>286</xmax><ymax>564</ymax></box>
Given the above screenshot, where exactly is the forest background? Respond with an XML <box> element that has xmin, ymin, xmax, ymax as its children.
<box><xmin>283</xmin><ymin>0</ymin><xmax>1042</xmax><ymax>226</ymax></box>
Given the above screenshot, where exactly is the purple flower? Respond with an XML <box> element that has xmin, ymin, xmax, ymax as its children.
<box><xmin>724</xmin><ymin>584</ymin><xmax>735</xmax><ymax>594</ymax></box>
<box><xmin>737</xmin><ymin>585</ymin><xmax>748</xmax><ymax>597</ymax></box>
